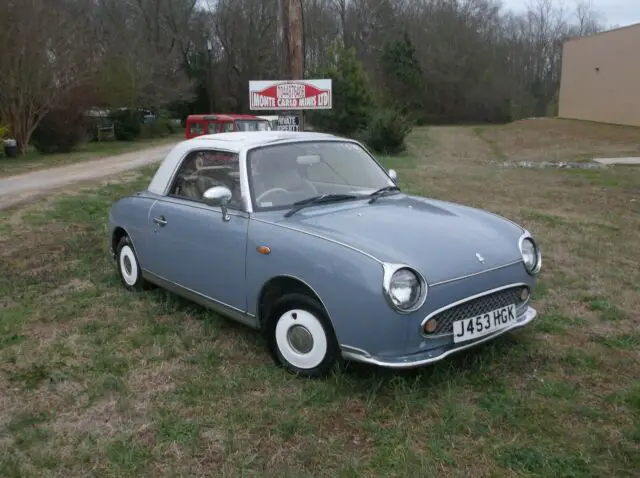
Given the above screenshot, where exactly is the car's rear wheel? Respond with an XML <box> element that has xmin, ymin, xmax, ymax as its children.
<box><xmin>265</xmin><ymin>293</ymin><xmax>339</xmax><ymax>378</ymax></box>
<box><xmin>116</xmin><ymin>236</ymin><xmax>145</xmax><ymax>291</ymax></box>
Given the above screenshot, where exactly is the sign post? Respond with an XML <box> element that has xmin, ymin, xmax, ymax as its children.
<box><xmin>249</xmin><ymin>79</ymin><xmax>332</xmax><ymax>131</ymax></box>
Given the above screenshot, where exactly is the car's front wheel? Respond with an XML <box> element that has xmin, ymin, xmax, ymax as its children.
<box><xmin>116</xmin><ymin>235</ymin><xmax>145</xmax><ymax>291</ymax></box>
<box><xmin>265</xmin><ymin>293</ymin><xmax>339</xmax><ymax>378</ymax></box>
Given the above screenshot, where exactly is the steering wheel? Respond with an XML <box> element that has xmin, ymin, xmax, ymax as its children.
<box><xmin>257</xmin><ymin>188</ymin><xmax>290</xmax><ymax>203</ymax></box>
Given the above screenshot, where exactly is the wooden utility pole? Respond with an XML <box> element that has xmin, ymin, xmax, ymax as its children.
<box><xmin>278</xmin><ymin>0</ymin><xmax>305</xmax><ymax>130</ymax></box>
<box><xmin>277</xmin><ymin>0</ymin><xmax>291</xmax><ymax>79</ymax></box>
<box><xmin>289</xmin><ymin>0</ymin><xmax>303</xmax><ymax>81</ymax></box>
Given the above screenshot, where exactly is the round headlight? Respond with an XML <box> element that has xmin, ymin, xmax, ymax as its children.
<box><xmin>520</xmin><ymin>237</ymin><xmax>540</xmax><ymax>274</ymax></box>
<box><xmin>389</xmin><ymin>268</ymin><xmax>422</xmax><ymax>311</ymax></box>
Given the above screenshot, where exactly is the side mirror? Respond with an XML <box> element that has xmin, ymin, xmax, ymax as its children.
<box><xmin>388</xmin><ymin>169</ymin><xmax>398</xmax><ymax>182</ymax></box>
<box><xmin>203</xmin><ymin>186</ymin><xmax>232</xmax><ymax>221</ymax></box>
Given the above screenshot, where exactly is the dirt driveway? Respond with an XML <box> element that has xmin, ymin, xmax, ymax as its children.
<box><xmin>0</xmin><ymin>143</ymin><xmax>175</xmax><ymax>210</ymax></box>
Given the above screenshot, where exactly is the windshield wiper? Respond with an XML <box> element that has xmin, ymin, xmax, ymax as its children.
<box><xmin>368</xmin><ymin>185</ymin><xmax>401</xmax><ymax>204</ymax></box>
<box><xmin>284</xmin><ymin>194</ymin><xmax>358</xmax><ymax>217</ymax></box>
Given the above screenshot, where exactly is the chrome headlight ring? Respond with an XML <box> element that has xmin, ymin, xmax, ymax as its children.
<box><xmin>518</xmin><ymin>232</ymin><xmax>542</xmax><ymax>275</ymax></box>
<box><xmin>382</xmin><ymin>263</ymin><xmax>428</xmax><ymax>314</ymax></box>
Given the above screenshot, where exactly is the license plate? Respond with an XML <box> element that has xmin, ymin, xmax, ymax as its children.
<box><xmin>453</xmin><ymin>304</ymin><xmax>517</xmax><ymax>343</ymax></box>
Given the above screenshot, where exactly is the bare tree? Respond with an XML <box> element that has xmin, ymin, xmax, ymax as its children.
<box><xmin>0</xmin><ymin>0</ymin><xmax>99</xmax><ymax>154</ymax></box>
<box><xmin>0</xmin><ymin>0</ymin><xmax>610</xmax><ymax>143</ymax></box>
<box><xmin>572</xmin><ymin>0</ymin><xmax>604</xmax><ymax>36</ymax></box>
<box><xmin>93</xmin><ymin>0</ymin><xmax>197</xmax><ymax>108</ymax></box>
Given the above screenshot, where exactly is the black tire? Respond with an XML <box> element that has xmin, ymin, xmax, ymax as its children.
<box><xmin>265</xmin><ymin>292</ymin><xmax>340</xmax><ymax>379</ymax></box>
<box><xmin>115</xmin><ymin>235</ymin><xmax>146</xmax><ymax>291</ymax></box>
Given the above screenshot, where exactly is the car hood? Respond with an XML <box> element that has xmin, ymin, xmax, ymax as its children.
<box><xmin>270</xmin><ymin>194</ymin><xmax>525</xmax><ymax>284</ymax></box>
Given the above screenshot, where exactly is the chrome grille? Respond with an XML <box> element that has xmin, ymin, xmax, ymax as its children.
<box><xmin>427</xmin><ymin>286</ymin><xmax>526</xmax><ymax>337</ymax></box>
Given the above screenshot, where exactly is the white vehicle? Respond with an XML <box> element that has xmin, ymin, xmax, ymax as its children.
<box><xmin>256</xmin><ymin>115</ymin><xmax>279</xmax><ymax>130</ymax></box>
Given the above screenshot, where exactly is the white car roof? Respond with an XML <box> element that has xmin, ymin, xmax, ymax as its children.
<box><xmin>190</xmin><ymin>131</ymin><xmax>339</xmax><ymax>152</ymax></box>
<box><xmin>147</xmin><ymin>131</ymin><xmax>349</xmax><ymax>195</ymax></box>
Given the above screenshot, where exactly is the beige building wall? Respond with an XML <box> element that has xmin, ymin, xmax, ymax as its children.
<box><xmin>558</xmin><ymin>23</ymin><xmax>640</xmax><ymax>127</ymax></box>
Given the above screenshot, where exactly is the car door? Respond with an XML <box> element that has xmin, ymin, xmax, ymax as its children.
<box><xmin>146</xmin><ymin>149</ymin><xmax>248</xmax><ymax>312</ymax></box>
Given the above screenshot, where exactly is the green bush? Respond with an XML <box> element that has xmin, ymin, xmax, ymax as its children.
<box><xmin>364</xmin><ymin>109</ymin><xmax>412</xmax><ymax>154</ymax></box>
<box><xmin>31</xmin><ymin>109</ymin><xmax>90</xmax><ymax>154</ymax></box>
<box><xmin>140</xmin><ymin>115</ymin><xmax>173</xmax><ymax>139</ymax></box>
<box><xmin>109</xmin><ymin>109</ymin><xmax>140</xmax><ymax>141</ymax></box>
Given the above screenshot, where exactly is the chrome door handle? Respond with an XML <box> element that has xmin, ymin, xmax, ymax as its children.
<box><xmin>153</xmin><ymin>216</ymin><xmax>167</xmax><ymax>226</ymax></box>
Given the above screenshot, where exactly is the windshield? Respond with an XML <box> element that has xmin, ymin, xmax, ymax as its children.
<box><xmin>247</xmin><ymin>140</ymin><xmax>395</xmax><ymax>211</ymax></box>
<box><xmin>235</xmin><ymin>120</ymin><xmax>271</xmax><ymax>131</ymax></box>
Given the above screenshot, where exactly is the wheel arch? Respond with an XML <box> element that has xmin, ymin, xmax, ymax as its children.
<box><xmin>111</xmin><ymin>225</ymin><xmax>143</xmax><ymax>266</ymax></box>
<box><xmin>111</xmin><ymin>226</ymin><xmax>130</xmax><ymax>256</ymax></box>
<box><xmin>257</xmin><ymin>275</ymin><xmax>333</xmax><ymax>330</ymax></box>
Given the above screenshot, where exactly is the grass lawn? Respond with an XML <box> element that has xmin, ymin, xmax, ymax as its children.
<box><xmin>0</xmin><ymin>132</ymin><xmax>184</xmax><ymax>178</ymax></box>
<box><xmin>0</xmin><ymin>119</ymin><xmax>639</xmax><ymax>476</ymax></box>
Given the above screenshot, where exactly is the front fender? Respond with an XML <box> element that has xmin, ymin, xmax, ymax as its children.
<box><xmin>246</xmin><ymin>218</ymin><xmax>410</xmax><ymax>357</ymax></box>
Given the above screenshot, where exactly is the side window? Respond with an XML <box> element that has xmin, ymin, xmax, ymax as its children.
<box><xmin>189</xmin><ymin>122</ymin><xmax>203</xmax><ymax>136</ymax></box>
<box><xmin>168</xmin><ymin>150</ymin><xmax>243</xmax><ymax>210</ymax></box>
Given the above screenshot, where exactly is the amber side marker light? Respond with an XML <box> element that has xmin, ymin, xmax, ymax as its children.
<box><xmin>423</xmin><ymin>319</ymin><xmax>438</xmax><ymax>334</ymax></box>
<box><xmin>257</xmin><ymin>245</ymin><xmax>271</xmax><ymax>255</ymax></box>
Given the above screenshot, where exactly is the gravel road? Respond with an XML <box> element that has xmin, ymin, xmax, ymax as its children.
<box><xmin>0</xmin><ymin>143</ymin><xmax>175</xmax><ymax>210</ymax></box>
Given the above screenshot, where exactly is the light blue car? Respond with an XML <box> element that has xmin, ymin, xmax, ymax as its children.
<box><xmin>108</xmin><ymin>131</ymin><xmax>542</xmax><ymax>378</ymax></box>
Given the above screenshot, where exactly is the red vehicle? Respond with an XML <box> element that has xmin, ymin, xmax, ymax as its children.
<box><xmin>185</xmin><ymin>113</ymin><xmax>272</xmax><ymax>139</ymax></box>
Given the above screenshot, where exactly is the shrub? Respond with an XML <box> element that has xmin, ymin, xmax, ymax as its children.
<box><xmin>140</xmin><ymin>113</ymin><xmax>173</xmax><ymax>139</ymax></box>
<box><xmin>31</xmin><ymin>109</ymin><xmax>90</xmax><ymax>154</ymax></box>
<box><xmin>364</xmin><ymin>109</ymin><xmax>412</xmax><ymax>154</ymax></box>
<box><xmin>109</xmin><ymin>109</ymin><xmax>141</xmax><ymax>141</ymax></box>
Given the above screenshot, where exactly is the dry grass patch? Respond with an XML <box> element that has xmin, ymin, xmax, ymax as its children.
<box><xmin>474</xmin><ymin>118</ymin><xmax>640</xmax><ymax>163</ymax></box>
<box><xmin>0</xmin><ymin>124</ymin><xmax>639</xmax><ymax>476</ymax></box>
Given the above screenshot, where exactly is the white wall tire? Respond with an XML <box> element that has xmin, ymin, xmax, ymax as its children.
<box><xmin>275</xmin><ymin>309</ymin><xmax>328</xmax><ymax>369</ymax></box>
<box><xmin>266</xmin><ymin>293</ymin><xmax>339</xmax><ymax>378</ymax></box>
<box><xmin>116</xmin><ymin>236</ymin><xmax>145</xmax><ymax>291</ymax></box>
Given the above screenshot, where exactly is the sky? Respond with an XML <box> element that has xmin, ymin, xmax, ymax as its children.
<box><xmin>501</xmin><ymin>0</ymin><xmax>640</xmax><ymax>28</ymax></box>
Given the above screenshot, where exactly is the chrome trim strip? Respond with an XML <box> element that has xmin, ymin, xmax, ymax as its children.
<box><xmin>147</xmin><ymin>199</ymin><xmax>159</xmax><ymax>223</ymax></box>
<box><xmin>485</xmin><ymin>209</ymin><xmax>525</xmax><ymax>234</ymax></box>
<box><xmin>154</xmin><ymin>196</ymin><xmax>249</xmax><ymax>219</ymax></box>
<box><xmin>429</xmin><ymin>259</ymin><xmax>522</xmax><ymax>287</ymax></box>
<box><xmin>381</xmin><ymin>263</ymin><xmax>428</xmax><ymax>314</ymax></box>
<box><xmin>142</xmin><ymin>269</ymin><xmax>259</xmax><ymax>329</ymax></box>
<box><xmin>419</xmin><ymin>282</ymin><xmax>529</xmax><ymax>335</ymax></box>
<box><xmin>341</xmin><ymin>306</ymin><xmax>537</xmax><ymax>368</ymax></box>
<box><xmin>250</xmin><ymin>217</ymin><xmax>384</xmax><ymax>264</ymax></box>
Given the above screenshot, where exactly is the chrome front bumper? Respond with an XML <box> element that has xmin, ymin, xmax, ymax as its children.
<box><xmin>340</xmin><ymin>305</ymin><xmax>537</xmax><ymax>368</ymax></box>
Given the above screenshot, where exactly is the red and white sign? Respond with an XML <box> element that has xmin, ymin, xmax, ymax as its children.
<box><xmin>249</xmin><ymin>79</ymin><xmax>332</xmax><ymax>111</ymax></box>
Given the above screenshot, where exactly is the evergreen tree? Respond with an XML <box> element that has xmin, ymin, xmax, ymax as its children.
<box><xmin>381</xmin><ymin>33</ymin><xmax>424</xmax><ymax>119</ymax></box>
<box><xmin>308</xmin><ymin>42</ymin><xmax>374</xmax><ymax>136</ymax></box>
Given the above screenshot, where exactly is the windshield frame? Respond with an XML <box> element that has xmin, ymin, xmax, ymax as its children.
<box><xmin>245</xmin><ymin>139</ymin><xmax>395</xmax><ymax>213</ymax></box>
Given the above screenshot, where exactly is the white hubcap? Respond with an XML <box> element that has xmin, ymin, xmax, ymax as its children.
<box><xmin>275</xmin><ymin>309</ymin><xmax>328</xmax><ymax>370</ymax></box>
<box><xmin>119</xmin><ymin>245</ymin><xmax>138</xmax><ymax>286</ymax></box>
